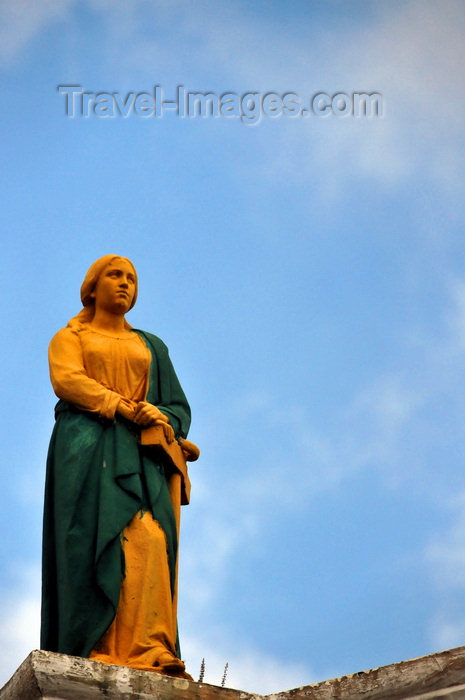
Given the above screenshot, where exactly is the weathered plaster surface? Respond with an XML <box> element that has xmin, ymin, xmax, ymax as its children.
<box><xmin>2</xmin><ymin>646</ymin><xmax>465</xmax><ymax>699</ymax></box>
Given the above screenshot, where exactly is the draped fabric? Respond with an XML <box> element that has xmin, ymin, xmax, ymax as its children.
<box><xmin>41</xmin><ymin>328</ymin><xmax>190</xmax><ymax>660</ymax></box>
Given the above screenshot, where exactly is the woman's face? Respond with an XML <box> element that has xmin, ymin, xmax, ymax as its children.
<box><xmin>91</xmin><ymin>259</ymin><xmax>137</xmax><ymax>315</ymax></box>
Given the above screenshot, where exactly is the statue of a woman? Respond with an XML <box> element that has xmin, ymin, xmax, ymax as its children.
<box><xmin>41</xmin><ymin>255</ymin><xmax>196</xmax><ymax>680</ymax></box>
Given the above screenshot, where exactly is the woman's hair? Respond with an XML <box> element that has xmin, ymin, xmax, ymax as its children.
<box><xmin>68</xmin><ymin>255</ymin><xmax>138</xmax><ymax>329</ymax></box>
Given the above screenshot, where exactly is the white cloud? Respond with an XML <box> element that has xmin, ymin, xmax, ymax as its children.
<box><xmin>429</xmin><ymin>616</ymin><xmax>465</xmax><ymax>653</ymax></box>
<box><xmin>445</xmin><ymin>280</ymin><xmax>465</xmax><ymax>353</ymax></box>
<box><xmin>177</xmin><ymin>373</ymin><xmax>427</xmax><ymax>632</ymax></box>
<box><xmin>0</xmin><ymin>563</ymin><xmax>41</xmax><ymax>688</ymax></box>
<box><xmin>235</xmin><ymin>374</ymin><xmax>425</xmax><ymax>511</ymax></box>
<box><xmin>181</xmin><ymin>632</ymin><xmax>316</xmax><ymax>694</ymax></box>
<box><xmin>180</xmin><ymin>515</ymin><xmax>249</xmax><ymax>608</ymax></box>
<box><xmin>0</xmin><ymin>0</ymin><xmax>74</xmax><ymax>66</ymax></box>
<box><xmin>409</xmin><ymin>278</ymin><xmax>465</xmax><ymax>657</ymax></box>
<box><xmin>424</xmin><ymin>464</ymin><xmax>465</xmax><ymax>650</ymax></box>
<box><xmin>180</xmin><ymin>276</ymin><xmax>465</xmax><ymax>627</ymax></box>
<box><xmin>268</xmin><ymin>0</ymin><xmax>465</xmax><ymax>202</ymax></box>
<box><xmin>425</xmin><ymin>492</ymin><xmax>465</xmax><ymax>590</ymax></box>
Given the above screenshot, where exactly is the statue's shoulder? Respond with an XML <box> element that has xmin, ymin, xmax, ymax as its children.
<box><xmin>49</xmin><ymin>324</ymin><xmax>80</xmax><ymax>347</ymax></box>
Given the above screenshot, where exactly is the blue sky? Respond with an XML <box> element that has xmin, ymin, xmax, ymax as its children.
<box><xmin>1</xmin><ymin>0</ymin><xmax>465</xmax><ymax>693</ymax></box>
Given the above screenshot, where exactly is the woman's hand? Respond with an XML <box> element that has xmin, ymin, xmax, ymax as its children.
<box><xmin>134</xmin><ymin>402</ymin><xmax>175</xmax><ymax>443</ymax></box>
<box><xmin>133</xmin><ymin>402</ymin><xmax>167</xmax><ymax>426</ymax></box>
<box><xmin>157</xmin><ymin>420</ymin><xmax>175</xmax><ymax>444</ymax></box>
<box><xmin>118</xmin><ymin>400</ymin><xmax>175</xmax><ymax>443</ymax></box>
<box><xmin>117</xmin><ymin>398</ymin><xmax>137</xmax><ymax>422</ymax></box>
<box><xmin>132</xmin><ymin>403</ymin><xmax>174</xmax><ymax>443</ymax></box>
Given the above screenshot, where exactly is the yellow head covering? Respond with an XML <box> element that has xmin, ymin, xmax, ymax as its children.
<box><xmin>68</xmin><ymin>255</ymin><xmax>138</xmax><ymax>328</ymax></box>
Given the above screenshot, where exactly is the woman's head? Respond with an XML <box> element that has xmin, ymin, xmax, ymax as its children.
<box><xmin>80</xmin><ymin>255</ymin><xmax>138</xmax><ymax>310</ymax></box>
<box><xmin>68</xmin><ymin>255</ymin><xmax>138</xmax><ymax>328</ymax></box>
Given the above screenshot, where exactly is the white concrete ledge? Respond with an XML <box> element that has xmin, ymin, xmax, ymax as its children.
<box><xmin>2</xmin><ymin>645</ymin><xmax>465</xmax><ymax>699</ymax></box>
<box><xmin>270</xmin><ymin>645</ymin><xmax>465</xmax><ymax>700</ymax></box>
<box><xmin>0</xmin><ymin>650</ymin><xmax>256</xmax><ymax>700</ymax></box>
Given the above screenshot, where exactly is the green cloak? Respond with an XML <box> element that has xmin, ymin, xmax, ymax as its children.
<box><xmin>41</xmin><ymin>330</ymin><xmax>191</xmax><ymax>659</ymax></box>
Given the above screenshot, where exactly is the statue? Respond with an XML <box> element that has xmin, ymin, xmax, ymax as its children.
<box><xmin>41</xmin><ymin>255</ymin><xmax>198</xmax><ymax>680</ymax></box>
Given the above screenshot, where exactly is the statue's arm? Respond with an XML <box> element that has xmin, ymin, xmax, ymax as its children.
<box><xmin>48</xmin><ymin>327</ymin><xmax>126</xmax><ymax>420</ymax></box>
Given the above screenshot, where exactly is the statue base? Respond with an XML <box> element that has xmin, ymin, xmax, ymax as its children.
<box><xmin>2</xmin><ymin>645</ymin><xmax>465</xmax><ymax>699</ymax></box>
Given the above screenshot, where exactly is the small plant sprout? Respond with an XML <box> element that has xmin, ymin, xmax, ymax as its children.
<box><xmin>221</xmin><ymin>662</ymin><xmax>229</xmax><ymax>687</ymax></box>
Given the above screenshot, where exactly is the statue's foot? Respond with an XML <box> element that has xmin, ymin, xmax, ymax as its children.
<box><xmin>165</xmin><ymin>668</ymin><xmax>194</xmax><ymax>681</ymax></box>
<box><xmin>154</xmin><ymin>651</ymin><xmax>193</xmax><ymax>680</ymax></box>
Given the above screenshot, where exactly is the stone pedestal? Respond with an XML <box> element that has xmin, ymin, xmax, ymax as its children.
<box><xmin>2</xmin><ymin>645</ymin><xmax>465</xmax><ymax>699</ymax></box>
<box><xmin>0</xmin><ymin>651</ymin><xmax>254</xmax><ymax>700</ymax></box>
